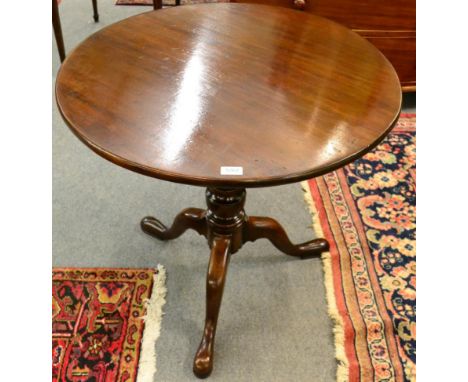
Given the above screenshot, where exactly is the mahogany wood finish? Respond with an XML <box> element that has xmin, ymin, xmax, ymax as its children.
<box><xmin>244</xmin><ymin>216</ymin><xmax>329</xmax><ymax>258</ymax></box>
<box><xmin>141</xmin><ymin>208</ymin><xmax>207</xmax><ymax>239</ymax></box>
<box><xmin>56</xmin><ymin>4</ymin><xmax>402</xmax><ymax>377</ymax></box>
<box><xmin>56</xmin><ymin>4</ymin><xmax>401</xmax><ymax>188</ymax></box>
<box><xmin>141</xmin><ymin>187</ymin><xmax>329</xmax><ymax>377</ymax></box>
<box><xmin>231</xmin><ymin>0</ymin><xmax>416</xmax><ymax>90</ymax></box>
<box><xmin>365</xmin><ymin>34</ymin><xmax>416</xmax><ymax>91</ymax></box>
<box><xmin>194</xmin><ymin>235</ymin><xmax>231</xmax><ymax>378</ymax></box>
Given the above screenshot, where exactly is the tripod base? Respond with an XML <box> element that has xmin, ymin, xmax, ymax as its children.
<box><xmin>141</xmin><ymin>187</ymin><xmax>329</xmax><ymax>378</ymax></box>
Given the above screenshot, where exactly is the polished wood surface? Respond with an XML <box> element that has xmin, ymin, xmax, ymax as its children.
<box><xmin>194</xmin><ymin>235</ymin><xmax>231</xmax><ymax>378</ymax></box>
<box><xmin>365</xmin><ymin>33</ymin><xmax>415</xmax><ymax>90</ymax></box>
<box><xmin>56</xmin><ymin>4</ymin><xmax>401</xmax><ymax>377</ymax></box>
<box><xmin>232</xmin><ymin>0</ymin><xmax>416</xmax><ymax>90</ymax></box>
<box><xmin>234</xmin><ymin>0</ymin><xmax>415</xmax><ymax>30</ymax></box>
<box><xmin>56</xmin><ymin>4</ymin><xmax>401</xmax><ymax>188</ymax></box>
<box><xmin>141</xmin><ymin>187</ymin><xmax>329</xmax><ymax>377</ymax></box>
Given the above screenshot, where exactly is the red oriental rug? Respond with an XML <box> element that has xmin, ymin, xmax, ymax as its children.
<box><xmin>52</xmin><ymin>267</ymin><xmax>166</xmax><ymax>382</ymax></box>
<box><xmin>302</xmin><ymin>114</ymin><xmax>416</xmax><ymax>382</ymax></box>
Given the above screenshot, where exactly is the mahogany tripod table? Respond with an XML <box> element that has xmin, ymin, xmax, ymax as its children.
<box><xmin>55</xmin><ymin>4</ymin><xmax>401</xmax><ymax>378</ymax></box>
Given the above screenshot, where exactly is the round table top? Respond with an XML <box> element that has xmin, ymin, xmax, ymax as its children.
<box><xmin>56</xmin><ymin>3</ymin><xmax>401</xmax><ymax>188</ymax></box>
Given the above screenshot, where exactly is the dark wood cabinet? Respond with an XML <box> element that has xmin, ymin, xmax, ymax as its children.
<box><xmin>231</xmin><ymin>0</ymin><xmax>416</xmax><ymax>91</ymax></box>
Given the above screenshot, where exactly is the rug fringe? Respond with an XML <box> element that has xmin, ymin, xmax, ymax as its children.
<box><xmin>301</xmin><ymin>181</ymin><xmax>349</xmax><ymax>382</ymax></box>
<box><xmin>136</xmin><ymin>264</ymin><xmax>167</xmax><ymax>382</ymax></box>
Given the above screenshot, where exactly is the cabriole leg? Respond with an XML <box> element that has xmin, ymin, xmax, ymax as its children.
<box><xmin>243</xmin><ymin>215</ymin><xmax>329</xmax><ymax>258</ymax></box>
<box><xmin>141</xmin><ymin>208</ymin><xmax>207</xmax><ymax>240</ymax></box>
<box><xmin>193</xmin><ymin>236</ymin><xmax>231</xmax><ymax>378</ymax></box>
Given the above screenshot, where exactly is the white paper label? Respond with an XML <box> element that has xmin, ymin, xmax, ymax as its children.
<box><xmin>220</xmin><ymin>166</ymin><xmax>243</xmax><ymax>176</ymax></box>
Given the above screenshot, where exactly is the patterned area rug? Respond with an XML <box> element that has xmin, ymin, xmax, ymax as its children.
<box><xmin>302</xmin><ymin>114</ymin><xmax>416</xmax><ymax>382</ymax></box>
<box><xmin>52</xmin><ymin>267</ymin><xmax>166</xmax><ymax>382</ymax></box>
<box><xmin>115</xmin><ymin>0</ymin><xmax>227</xmax><ymax>6</ymax></box>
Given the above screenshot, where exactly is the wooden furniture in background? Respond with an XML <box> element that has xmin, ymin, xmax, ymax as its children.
<box><xmin>92</xmin><ymin>0</ymin><xmax>99</xmax><ymax>22</ymax></box>
<box><xmin>56</xmin><ymin>4</ymin><xmax>402</xmax><ymax>377</ymax></box>
<box><xmin>232</xmin><ymin>0</ymin><xmax>416</xmax><ymax>91</ymax></box>
<box><xmin>153</xmin><ymin>0</ymin><xmax>180</xmax><ymax>8</ymax></box>
<box><xmin>52</xmin><ymin>0</ymin><xmax>66</xmax><ymax>62</ymax></box>
<box><xmin>52</xmin><ymin>0</ymin><xmax>99</xmax><ymax>62</ymax></box>
<box><xmin>53</xmin><ymin>0</ymin><xmax>163</xmax><ymax>62</ymax></box>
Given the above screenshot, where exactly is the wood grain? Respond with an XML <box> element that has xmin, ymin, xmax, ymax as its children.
<box><xmin>232</xmin><ymin>0</ymin><xmax>416</xmax><ymax>90</ymax></box>
<box><xmin>232</xmin><ymin>0</ymin><xmax>415</xmax><ymax>30</ymax></box>
<box><xmin>366</xmin><ymin>34</ymin><xmax>415</xmax><ymax>90</ymax></box>
<box><xmin>56</xmin><ymin>4</ymin><xmax>402</xmax><ymax>188</ymax></box>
